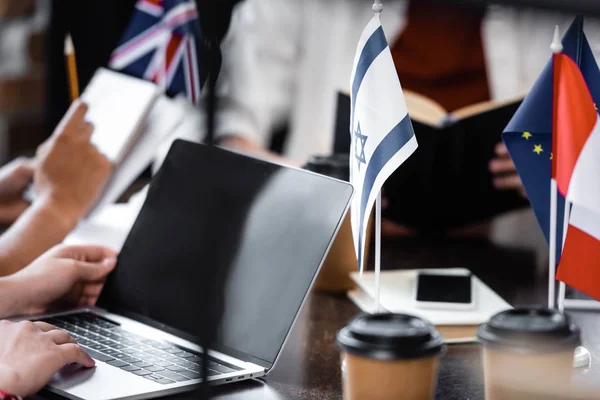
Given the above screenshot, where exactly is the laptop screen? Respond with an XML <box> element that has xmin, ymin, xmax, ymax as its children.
<box><xmin>98</xmin><ymin>140</ymin><xmax>353</xmax><ymax>368</ymax></box>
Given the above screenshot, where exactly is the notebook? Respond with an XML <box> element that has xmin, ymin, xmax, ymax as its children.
<box><xmin>81</xmin><ymin>68</ymin><xmax>161</xmax><ymax>163</ymax></box>
<box><xmin>87</xmin><ymin>94</ymin><xmax>186</xmax><ymax>217</ymax></box>
<box><xmin>334</xmin><ymin>91</ymin><xmax>529</xmax><ymax>233</ymax></box>
<box><xmin>348</xmin><ymin>268</ymin><xmax>512</xmax><ymax>343</ymax></box>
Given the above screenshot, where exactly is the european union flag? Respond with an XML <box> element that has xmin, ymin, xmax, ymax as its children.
<box><xmin>503</xmin><ymin>16</ymin><xmax>600</xmax><ymax>260</ymax></box>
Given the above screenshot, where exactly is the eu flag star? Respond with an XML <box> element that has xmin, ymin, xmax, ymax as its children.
<box><xmin>522</xmin><ymin>132</ymin><xmax>532</xmax><ymax>140</ymax></box>
<box><xmin>533</xmin><ymin>144</ymin><xmax>544</xmax><ymax>155</ymax></box>
<box><xmin>354</xmin><ymin>122</ymin><xmax>367</xmax><ymax>171</ymax></box>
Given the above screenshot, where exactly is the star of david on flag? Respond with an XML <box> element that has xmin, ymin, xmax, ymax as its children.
<box><xmin>349</xmin><ymin>13</ymin><xmax>418</xmax><ymax>273</ymax></box>
<box><xmin>109</xmin><ymin>0</ymin><xmax>203</xmax><ymax>104</ymax></box>
<box><xmin>354</xmin><ymin>122</ymin><xmax>367</xmax><ymax>171</ymax></box>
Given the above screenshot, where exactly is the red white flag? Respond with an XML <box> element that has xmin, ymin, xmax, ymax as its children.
<box><xmin>553</xmin><ymin>53</ymin><xmax>600</xmax><ymax>213</ymax></box>
<box><xmin>553</xmin><ymin>52</ymin><xmax>600</xmax><ymax>301</ymax></box>
<box><xmin>557</xmin><ymin>207</ymin><xmax>600</xmax><ymax>300</ymax></box>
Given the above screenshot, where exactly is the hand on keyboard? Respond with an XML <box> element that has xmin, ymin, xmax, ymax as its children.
<box><xmin>0</xmin><ymin>320</ymin><xmax>94</xmax><ymax>398</ymax></box>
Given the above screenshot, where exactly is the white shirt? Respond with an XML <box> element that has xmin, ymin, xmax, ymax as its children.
<box><xmin>215</xmin><ymin>0</ymin><xmax>600</xmax><ymax>164</ymax></box>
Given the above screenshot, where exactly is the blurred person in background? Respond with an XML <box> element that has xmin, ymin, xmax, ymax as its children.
<box><xmin>213</xmin><ymin>0</ymin><xmax>600</xmax><ymax>235</ymax></box>
<box><xmin>0</xmin><ymin>101</ymin><xmax>112</xmax><ymax>276</ymax></box>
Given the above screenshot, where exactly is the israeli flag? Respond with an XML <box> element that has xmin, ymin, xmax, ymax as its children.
<box><xmin>350</xmin><ymin>14</ymin><xmax>418</xmax><ymax>272</ymax></box>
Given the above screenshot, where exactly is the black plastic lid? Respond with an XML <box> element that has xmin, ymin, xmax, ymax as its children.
<box><xmin>336</xmin><ymin>313</ymin><xmax>446</xmax><ymax>361</ymax></box>
<box><xmin>304</xmin><ymin>154</ymin><xmax>350</xmax><ymax>182</ymax></box>
<box><xmin>477</xmin><ymin>308</ymin><xmax>581</xmax><ymax>354</ymax></box>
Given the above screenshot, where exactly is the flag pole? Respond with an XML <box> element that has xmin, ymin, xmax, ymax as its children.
<box><xmin>548</xmin><ymin>26</ymin><xmax>563</xmax><ymax>310</ymax></box>
<box><xmin>372</xmin><ymin>0</ymin><xmax>382</xmax><ymax>312</ymax></box>
<box><xmin>549</xmin><ymin>182</ymin><xmax>558</xmax><ymax>309</ymax></box>
<box><xmin>375</xmin><ymin>192</ymin><xmax>382</xmax><ymax>313</ymax></box>
<box><xmin>558</xmin><ymin>200</ymin><xmax>571</xmax><ymax>312</ymax></box>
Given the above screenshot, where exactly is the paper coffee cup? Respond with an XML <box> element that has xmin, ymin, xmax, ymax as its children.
<box><xmin>477</xmin><ymin>308</ymin><xmax>581</xmax><ymax>400</ymax></box>
<box><xmin>336</xmin><ymin>313</ymin><xmax>446</xmax><ymax>400</ymax></box>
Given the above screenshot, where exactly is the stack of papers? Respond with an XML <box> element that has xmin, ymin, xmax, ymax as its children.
<box><xmin>348</xmin><ymin>268</ymin><xmax>512</xmax><ymax>343</ymax></box>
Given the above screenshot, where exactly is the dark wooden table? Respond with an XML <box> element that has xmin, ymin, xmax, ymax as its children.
<box><xmin>37</xmin><ymin>211</ymin><xmax>600</xmax><ymax>400</ymax></box>
<box><xmin>203</xmin><ymin>228</ymin><xmax>600</xmax><ymax>400</ymax></box>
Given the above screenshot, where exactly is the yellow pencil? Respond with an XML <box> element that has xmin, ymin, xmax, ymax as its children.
<box><xmin>64</xmin><ymin>33</ymin><xmax>79</xmax><ymax>102</ymax></box>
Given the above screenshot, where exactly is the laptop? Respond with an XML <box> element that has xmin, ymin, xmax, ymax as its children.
<box><xmin>28</xmin><ymin>140</ymin><xmax>353</xmax><ymax>400</ymax></box>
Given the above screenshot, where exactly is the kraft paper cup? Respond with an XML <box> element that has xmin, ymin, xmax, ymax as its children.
<box><xmin>336</xmin><ymin>313</ymin><xmax>446</xmax><ymax>400</ymax></box>
<box><xmin>477</xmin><ymin>308</ymin><xmax>581</xmax><ymax>400</ymax></box>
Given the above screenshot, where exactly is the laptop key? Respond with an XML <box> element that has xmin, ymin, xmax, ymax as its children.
<box><xmin>121</xmin><ymin>357</ymin><xmax>141</xmax><ymax>364</ymax></box>
<box><xmin>111</xmin><ymin>343</ymin><xmax>128</xmax><ymax>350</ymax></box>
<box><xmin>101</xmin><ymin>349</ymin><xmax>122</xmax><ymax>356</ymax></box>
<box><xmin>121</xmin><ymin>365</ymin><xmax>141</xmax><ymax>372</ymax></box>
<box><xmin>155</xmin><ymin>361</ymin><xmax>173</xmax><ymax>367</ymax></box>
<box><xmin>133</xmin><ymin>362</ymin><xmax>153</xmax><ymax>369</ymax></box>
<box><xmin>156</xmin><ymin>378</ymin><xmax>175</xmax><ymax>385</ymax></box>
<box><xmin>176</xmin><ymin>370</ymin><xmax>201</xmax><ymax>380</ymax></box>
<box><xmin>133</xmin><ymin>370</ymin><xmax>153</xmax><ymax>376</ymax></box>
<box><xmin>166</xmin><ymin>365</ymin><xmax>186</xmax><ymax>372</ymax></box>
<box><xmin>88</xmin><ymin>344</ymin><xmax>108</xmax><ymax>352</ymax></box>
<box><xmin>211</xmin><ymin>364</ymin><xmax>236</xmax><ymax>374</ymax></box>
<box><xmin>174</xmin><ymin>351</ymin><xmax>194</xmax><ymax>359</ymax></box>
<box><xmin>178</xmin><ymin>361</ymin><xmax>197</xmax><ymax>370</ymax></box>
<box><xmin>155</xmin><ymin>371</ymin><xmax>190</xmax><ymax>382</ymax></box>
<box><xmin>81</xmin><ymin>347</ymin><xmax>115</xmax><ymax>363</ymax></box>
<box><xmin>145</xmin><ymin>366</ymin><xmax>165</xmax><ymax>372</ymax></box>
<box><xmin>107</xmin><ymin>360</ymin><xmax>129</xmax><ymax>368</ymax></box>
<box><xmin>143</xmin><ymin>374</ymin><xmax>160</xmax><ymax>381</ymax></box>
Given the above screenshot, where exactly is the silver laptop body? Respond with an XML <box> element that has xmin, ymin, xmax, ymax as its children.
<box><xmin>25</xmin><ymin>142</ymin><xmax>353</xmax><ymax>400</ymax></box>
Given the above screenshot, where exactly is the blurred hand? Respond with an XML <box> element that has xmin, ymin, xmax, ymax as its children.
<box><xmin>0</xmin><ymin>158</ymin><xmax>35</xmax><ymax>224</ymax></box>
<box><xmin>489</xmin><ymin>142</ymin><xmax>527</xmax><ymax>198</ymax></box>
<box><xmin>8</xmin><ymin>245</ymin><xmax>117</xmax><ymax>316</ymax></box>
<box><xmin>0</xmin><ymin>320</ymin><xmax>94</xmax><ymax>397</ymax></box>
<box><xmin>34</xmin><ymin>100</ymin><xmax>113</xmax><ymax>225</ymax></box>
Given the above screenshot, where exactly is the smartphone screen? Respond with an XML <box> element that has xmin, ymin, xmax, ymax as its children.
<box><xmin>416</xmin><ymin>273</ymin><xmax>472</xmax><ymax>304</ymax></box>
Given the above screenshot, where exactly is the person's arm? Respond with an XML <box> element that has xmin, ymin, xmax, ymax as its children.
<box><xmin>489</xmin><ymin>142</ymin><xmax>527</xmax><ymax>197</ymax></box>
<box><xmin>0</xmin><ymin>244</ymin><xmax>116</xmax><ymax>398</ymax></box>
<box><xmin>0</xmin><ymin>101</ymin><xmax>112</xmax><ymax>276</ymax></box>
<box><xmin>214</xmin><ymin>0</ymin><xmax>302</xmax><ymax>162</ymax></box>
<box><xmin>0</xmin><ymin>199</ymin><xmax>78</xmax><ymax>277</ymax></box>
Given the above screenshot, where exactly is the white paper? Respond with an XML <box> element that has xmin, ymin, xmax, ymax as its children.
<box><xmin>81</xmin><ymin>68</ymin><xmax>160</xmax><ymax>163</ymax></box>
<box><xmin>88</xmin><ymin>95</ymin><xmax>185</xmax><ymax>218</ymax></box>
<box><xmin>350</xmin><ymin>268</ymin><xmax>512</xmax><ymax>326</ymax></box>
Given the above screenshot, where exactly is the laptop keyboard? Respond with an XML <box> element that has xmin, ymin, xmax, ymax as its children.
<box><xmin>39</xmin><ymin>312</ymin><xmax>238</xmax><ymax>385</ymax></box>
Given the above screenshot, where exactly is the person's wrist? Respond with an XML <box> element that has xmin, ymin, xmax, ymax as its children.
<box><xmin>0</xmin><ymin>365</ymin><xmax>21</xmax><ymax>398</ymax></box>
<box><xmin>36</xmin><ymin>194</ymin><xmax>81</xmax><ymax>232</ymax></box>
<box><xmin>0</xmin><ymin>276</ymin><xmax>30</xmax><ymax>318</ymax></box>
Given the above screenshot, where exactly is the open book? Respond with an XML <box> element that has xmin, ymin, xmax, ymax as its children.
<box><xmin>334</xmin><ymin>91</ymin><xmax>529</xmax><ymax>232</ymax></box>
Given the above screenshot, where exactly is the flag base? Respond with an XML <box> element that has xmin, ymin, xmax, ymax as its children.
<box><xmin>563</xmin><ymin>298</ymin><xmax>600</xmax><ymax>310</ymax></box>
<box><xmin>574</xmin><ymin>346</ymin><xmax>592</xmax><ymax>369</ymax></box>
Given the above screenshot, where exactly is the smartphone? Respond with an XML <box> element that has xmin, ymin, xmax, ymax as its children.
<box><xmin>413</xmin><ymin>270</ymin><xmax>475</xmax><ymax>310</ymax></box>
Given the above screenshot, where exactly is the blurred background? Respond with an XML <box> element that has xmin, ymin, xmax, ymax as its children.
<box><xmin>0</xmin><ymin>0</ymin><xmax>48</xmax><ymax>163</ymax></box>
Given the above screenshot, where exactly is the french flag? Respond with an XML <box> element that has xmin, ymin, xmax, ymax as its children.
<box><xmin>554</xmin><ymin>51</ymin><xmax>600</xmax><ymax>301</ymax></box>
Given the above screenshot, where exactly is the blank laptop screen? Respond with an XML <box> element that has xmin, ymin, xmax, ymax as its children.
<box><xmin>99</xmin><ymin>141</ymin><xmax>353</xmax><ymax>367</ymax></box>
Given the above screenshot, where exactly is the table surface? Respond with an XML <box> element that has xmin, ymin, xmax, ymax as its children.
<box><xmin>203</xmin><ymin>229</ymin><xmax>600</xmax><ymax>400</ymax></box>
<box><xmin>39</xmin><ymin>212</ymin><xmax>600</xmax><ymax>400</ymax></box>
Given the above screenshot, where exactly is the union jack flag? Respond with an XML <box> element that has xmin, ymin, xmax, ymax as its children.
<box><xmin>109</xmin><ymin>0</ymin><xmax>203</xmax><ymax>104</ymax></box>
